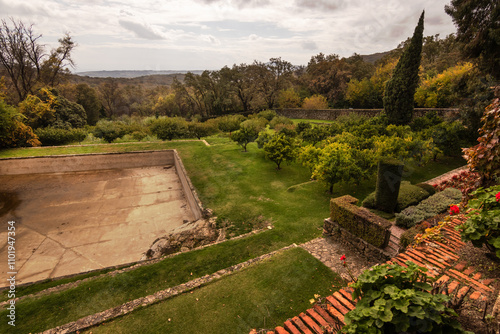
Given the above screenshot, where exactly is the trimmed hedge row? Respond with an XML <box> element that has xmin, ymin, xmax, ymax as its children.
<box><xmin>362</xmin><ymin>181</ymin><xmax>436</xmax><ymax>212</ymax></box>
<box><xmin>395</xmin><ymin>187</ymin><xmax>462</xmax><ymax>228</ymax></box>
<box><xmin>35</xmin><ymin>127</ymin><xmax>88</xmax><ymax>146</ymax></box>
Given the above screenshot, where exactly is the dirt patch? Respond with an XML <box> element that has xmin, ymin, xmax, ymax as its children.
<box><xmin>456</xmin><ymin>243</ymin><xmax>500</xmax><ymax>334</ymax></box>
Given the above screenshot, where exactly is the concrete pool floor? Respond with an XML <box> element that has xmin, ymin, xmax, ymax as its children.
<box><xmin>0</xmin><ymin>166</ymin><xmax>197</xmax><ymax>288</ymax></box>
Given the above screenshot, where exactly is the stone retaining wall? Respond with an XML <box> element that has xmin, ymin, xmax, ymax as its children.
<box><xmin>328</xmin><ymin>195</ymin><xmax>392</xmax><ymax>249</ymax></box>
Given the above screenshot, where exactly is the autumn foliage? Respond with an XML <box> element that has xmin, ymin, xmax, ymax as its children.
<box><xmin>463</xmin><ymin>95</ymin><xmax>500</xmax><ymax>187</ymax></box>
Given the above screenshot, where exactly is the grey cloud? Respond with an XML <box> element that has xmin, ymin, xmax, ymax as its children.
<box><xmin>118</xmin><ymin>19</ymin><xmax>166</xmax><ymax>40</ymax></box>
<box><xmin>195</xmin><ymin>0</ymin><xmax>270</xmax><ymax>8</ymax></box>
<box><xmin>301</xmin><ymin>40</ymin><xmax>317</xmax><ymax>50</ymax></box>
<box><xmin>0</xmin><ymin>0</ymin><xmax>48</xmax><ymax>16</ymax></box>
<box><xmin>294</xmin><ymin>0</ymin><xmax>342</xmax><ymax>11</ymax></box>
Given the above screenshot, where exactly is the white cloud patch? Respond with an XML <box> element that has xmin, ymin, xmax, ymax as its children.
<box><xmin>200</xmin><ymin>34</ymin><xmax>221</xmax><ymax>45</ymax></box>
<box><xmin>118</xmin><ymin>18</ymin><xmax>167</xmax><ymax>40</ymax></box>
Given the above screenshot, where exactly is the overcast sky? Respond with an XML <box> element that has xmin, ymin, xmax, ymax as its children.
<box><xmin>1</xmin><ymin>0</ymin><xmax>458</xmax><ymax>72</ymax></box>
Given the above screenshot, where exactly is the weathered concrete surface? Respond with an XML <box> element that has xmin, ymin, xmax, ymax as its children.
<box><xmin>0</xmin><ymin>166</ymin><xmax>197</xmax><ymax>287</ymax></box>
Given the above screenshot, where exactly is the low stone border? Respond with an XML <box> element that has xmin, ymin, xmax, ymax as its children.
<box><xmin>39</xmin><ymin>244</ymin><xmax>298</xmax><ymax>334</ymax></box>
<box><xmin>1</xmin><ymin>225</ymin><xmax>274</xmax><ymax>308</ymax></box>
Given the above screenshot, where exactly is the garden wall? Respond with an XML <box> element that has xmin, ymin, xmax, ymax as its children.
<box><xmin>276</xmin><ymin>108</ymin><xmax>459</xmax><ymax>121</ymax></box>
<box><xmin>327</xmin><ymin>195</ymin><xmax>392</xmax><ymax>249</ymax></box>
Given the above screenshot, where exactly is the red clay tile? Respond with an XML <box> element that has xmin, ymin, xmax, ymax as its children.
<box><xmin>284</xmin><ymin>320</ymin><xmax>301</xmax><ymax>334</ymax></box>
<box><xmin>292</xmin><ymin>316</ymin><xmax>314</xmax><ymax>334</ymax></box>
<box><xmin>454</xmin><ymin>262</ymin><xmax>467</xmax><ymax>271</ymax></box>
<box><xmin>447</xmin><ymin>281</ymin><xmax>460</xmax><ymax>294</ymax></box>
<box><xmin>469</xmin><ymin>291</ymin><xmax>481</xmax><ymax>300</ymax></box>
<box><xmin>463</xmin><ymin>267</ymin><xmax>475</xmax><ymax>276</ymax></box>
<box><xmin>306</xmin><ymin>309</ymin><xmax>330</xmax><ymax>328</ymax></box>
<box><xmin>313</xmin><ymin>305</ymin><xmax>337</xmax><ymax>324</ymax></box>
<box><xmin>333</xmin><ymin>291</ymin><xmax>356</xmax><ymax>310</ymax></box>
<box><xmin>275</xmin><ymin>327</ymin><xmax>290</xmax><ymax>334</ymax></box>
<box><xmin>326</xmin><ymin>296</ymin><xmax>350</xmax><ymax>315</ymax></box>
<box><xmin>323</xmin><ymin>303</ymin><xmax>346</xmax><ymax>324</ymax></box>
<box><xmin>299</xmin><ymin>313</ymin><xmax>323</xmax><ymax>334</ymax></box>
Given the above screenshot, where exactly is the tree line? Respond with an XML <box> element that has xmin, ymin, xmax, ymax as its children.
<box><xmin>0</xmin><ymin>0</ymin><xmax>498</xmax><ymax>149</ymax></box>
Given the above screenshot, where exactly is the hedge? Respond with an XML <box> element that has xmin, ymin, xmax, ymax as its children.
<box><xmin>395</xmin><ymin>187</ymin><xmax>462</xmax><ymax>228</ymax></box>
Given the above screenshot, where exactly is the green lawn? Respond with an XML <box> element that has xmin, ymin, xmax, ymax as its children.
<box><xmin>84</xmin><ymin>247</ymin><xmax>343</xmax><ymax>334</ymax></box>
<box><xmin>0</xmin><ymin>137</ymin><xmax>465</xmax><ymax>333</ymax></box>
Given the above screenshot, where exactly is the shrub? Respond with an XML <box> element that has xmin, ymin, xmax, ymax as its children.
<box><xmin>257</xmin><ymin>109</ymin><xmax>277</xmax><ymax>121</ymax></box>
<box><xmin>0</xmin><ymin>99</ymin><xmax>40</xmax><ymax>148</ymax></box>
<box><xmin>93</xmin><ymin>120</ymin><xmax>127</xmax><ymax>143</ymax></box>
<box><xmin>363</xmin><ymin>181</ymin><xmax>433</xmax><ymax>212</ymax></box>
<box><xmin>256</xmin><ymin>130</ymin><xmax>273</xmax><ymax>149</ymax></box>
<box><xmin>432</xmin><ymin>170</ymin><xmax>481</xmax><ymax>200</ymax></box>
<box><xmin>296</xmin><ymin>121</ymin><xmax>312</xmax><ymax>134</ymax></box>
<box><xmin>343</xmin><ymin>262</ymin><xmax>467</xmax><ymax>334</ymax></box>
<box><xmin>396</xmin><ymin>181</ymin><xmax>434</xmax><ymax>211</ymax></box>
<box><xmin>150</xmin><ymin>117</ymin><xmax>188</xmax><ymax>141</ymax></box>
<box><xmin>463</xmin><ymin>97</ymin><xmax>500</xmax><ymax>187</ymax></box>
<box><xmin>187</xmin><ymin>121</ymin><xmax>218</xmax><ymax>139</ymax></box>
<box><xmin>269</xmin><ymin>115</ymin><xmax>293</xmax><ymax>129</ymax></box>
<box><xmin>274</xmin><ymin>123</ymin><xmax>297</xmax><ymax>137</ymax></box>
<box><xmin>458</xmin><ymin>185</ymin><xmax>500</xmax><ymax>258</ymax></box>
<box><xmin>217</xmin><ymin>114</ymin><xmax>246</xmax><ymax>133</ymax></box>
<box><xmin>35</xmin><ymin>127</ymin><xmax>87</xmax><ymax>146</ymax></box>
<box><xmin>395</xmin><ymin>206</ymin><xmax>427</xmax><ymax>228</ymax></box>
<box><xmin>415</xmin><ymin>182</ymin><xmax>436</xmax><ymax>195</ymax></box>
<box><xmin>399</xmin><ymin>225</ymin><xmax>421</xmax><ymax>249</ymax></box>
<box><xmin>395</xmin><ymin>188</ymin><xmax>462</xmax><ymax>228</ymax></box>
<box><xmin>302</xmin><ymin>94</ymin><xmax>328</xmax><ymax>109</ymax></box>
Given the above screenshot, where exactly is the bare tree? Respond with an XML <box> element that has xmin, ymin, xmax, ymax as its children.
<box><xmin>0</xmin><ymin>18</ymin><xmax>76</xmax><ymax>102</ymax></box>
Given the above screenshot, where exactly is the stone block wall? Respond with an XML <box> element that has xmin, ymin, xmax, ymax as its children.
<box><xmin>328</xmin><ymin>195</ymin><xmax>392</xmax><ymax>249</ymax></box>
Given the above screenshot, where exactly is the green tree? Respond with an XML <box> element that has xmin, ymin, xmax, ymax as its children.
<box><xmin>446</xmin><ymin>0</ymin><xmax>500</xmax><ymax>80</ymax></box>
<box><xmin>277</xmin><ymin>88</ymin><xmax>301</xmax><ymax>108</ymax></box>
<box><xmin>383</xmin><ymin>11</ymin><xmax>425</xmax><ymax>125</ymax></box>
<box><xmin>75</xmin><ymin>83</ymin><xmax>101</xmax><ymax>125</ymax></box>
<box><xmin>263</xmin><ymin>133</ymin><xmax>297</xmax><ymax>169</ymax></box>
<box><xmin>0</xmin><ymin>99</ymin><xmax>40</xmax><ymax>148</ymax></box>
<box><xmin>230</xmin><ymin>119</ymin><xmax>264</xmax><ymax>152</ymax></box>
<box><xmin>302</xmin><ymin>94</ymin><xmax>329</xmax><ymax>109</ymax></box>
<box><xmin>312</xmin><ymin>142</ymin><xmax>360</xmax><ymax>193</ymax></box>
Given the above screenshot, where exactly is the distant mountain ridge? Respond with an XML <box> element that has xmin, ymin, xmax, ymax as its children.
<box><xmin>75</xmin><ymin>70</ymin><xmax>205</xmax><ymax>78</ymax></box>
<box><xmin>75</xmin><ymin>51</ymin><xmax>391</xmax><ymax>79</ymax></box>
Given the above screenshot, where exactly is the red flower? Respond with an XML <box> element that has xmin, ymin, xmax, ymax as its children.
<box><xmin>496</xmin><ymin>192</ymin><xmax>500</xmax><ymax>202</ymax></box>
<box><xmin>340</xmin><ymin>254</ymin><xmax>346</xmax><ymax>261</ymax></box>
<box><xmin>449</xmin><ymin>205</ymin><xmax>460</xmax><ymax>215</ymax></box>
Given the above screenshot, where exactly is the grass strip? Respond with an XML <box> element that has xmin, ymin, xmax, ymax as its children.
<box><xmin>83</xmin><ymin>247</ymin><xmax>343</xmax><ymax>334</ymax></box>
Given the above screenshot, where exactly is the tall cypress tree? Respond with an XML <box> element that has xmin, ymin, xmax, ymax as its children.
<box><xmin>384</xmin><ymin>11</ymin><xmax>425</xmax><ymax>125</ymax></box>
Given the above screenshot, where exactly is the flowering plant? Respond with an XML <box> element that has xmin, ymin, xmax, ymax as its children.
<box><xmin>340</xmin><ymin>254</ymin><xmax>356</xmax><ymax>283</ymax></box>
<box><xmin>457</xmin><ymin>185</ymin><xmax>500</xmax><ymax>258</ymax></box>
<box><xmin>449</xmin><ymin>204</ymin><xmax>460</xmax><ymax>215</ymax></box>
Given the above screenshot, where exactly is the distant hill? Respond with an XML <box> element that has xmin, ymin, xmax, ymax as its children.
<box><xmin>361</xmin><ymin>51</ymin><xmax>392</xmax><ymax>64</ymax></box>
<box><xmin>75</xmin><ymin>70</ymin><xmax>205</xmax><ymax>78</ymax></box>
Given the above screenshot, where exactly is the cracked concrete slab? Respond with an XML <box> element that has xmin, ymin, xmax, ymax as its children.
<box><xmin>0</xmin><ymin>164</ymin><xmax>197</xmax><ymax>288</ymax></box>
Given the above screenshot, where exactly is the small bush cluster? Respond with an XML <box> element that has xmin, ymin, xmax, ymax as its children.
<box><xmin>396</xmin><ymin>187</ymin><xmax>462</xmax><ymax>228</ymax></box>
<box><xmin>362</xmin><ymin>181</ymin><xmax>434</xmax><ymax>212</ymax></box>
<box><xmin>342</xmin><ymin>262</ymin><xmax>468</xmax><ymax>334</ymax></box>
<box><xmin>35</xmin><ymin>127</ymin><xmax>88</xmax><ymax>146</ymax></box>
